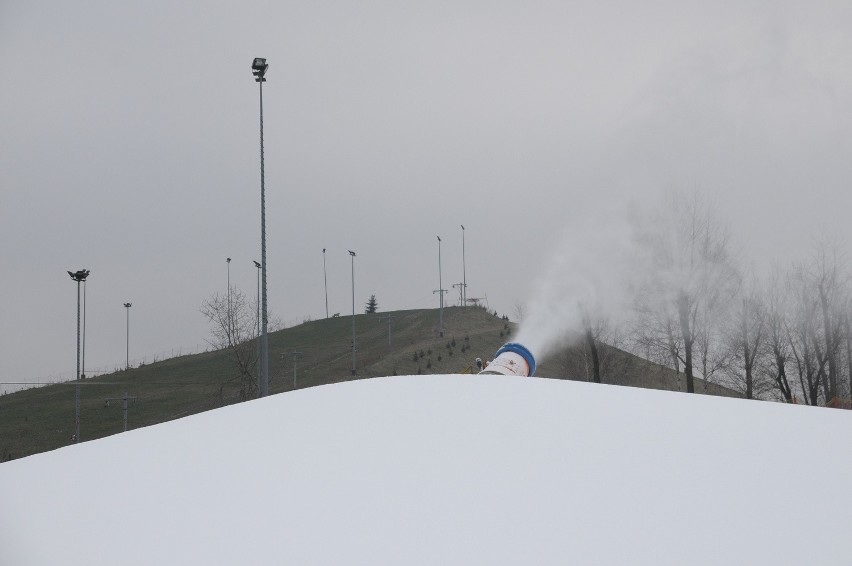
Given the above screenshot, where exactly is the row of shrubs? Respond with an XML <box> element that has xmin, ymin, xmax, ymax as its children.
<box><xmin>407</xmin><ymin>324</ymin><xmax>512</xmax><ymax>370</ymax></box>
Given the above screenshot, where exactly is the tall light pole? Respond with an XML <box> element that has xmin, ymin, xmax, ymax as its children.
<box><xmin>253</xmin><ymin>260</ymin><xmax>261</xmax><ymax>393</ymax></box>
<box><xmin>252</xmin><ymin>57</ymin><xmax>270</xmax><ymax>397</ymax></box>
<box><xmin>461</xmin><ymin>224</ymin><xmax>467</xmax><ymax>307</ymax></box>
<box><xmin>349</xmin><ymin>250</ymin><xmax>356</xmax><ymax>375</ymax></box>
<box><xmin>322</xmin><ymin>248</ymin><xmax>329</xmax><ymax>319</ymax></box>
<box><xmin>68</xmin><ymin>269</ymin><xmax>90</xmax><ymax>443</ymax></box>
<box><xmin>226</xmin><ymin>257</ymin><xmax>232</xmax><ymax>347</ymax></box>
<box><xmin>123</xmin><ymin>302</ymin><xmax>132</xmax><ymax>369</ymax></box>
<box><xmin>434</xmin><ymin>236</ymin><xmax>445</xmax><ymax>337</ymax></box>
<box><xmin>82</xmin><ymin>278</ymin><xmax>87</xmax><ymax>379</ymax></box>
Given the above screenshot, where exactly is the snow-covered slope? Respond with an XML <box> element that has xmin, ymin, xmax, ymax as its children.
<box><xmin>2</xmin><ymin>375</ymin><xmax>851</xmax><ymax>565</ymax></box>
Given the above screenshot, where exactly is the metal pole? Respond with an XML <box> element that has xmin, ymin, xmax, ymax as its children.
<box><xmin>438</xmin><ymin>236</ymin><xmax>444</xmax><ymax>337</ymax></box>
<box><xmin>453</xmin><ymin>283</ymin><xmax>464</xmax><ymax>307</ymax></box>
<box><xmin>291</xmin><ymin>351</ymin><xmax>303</xmax><ymax>388</ymax></box>
<box><xmin>379</xmin><ymin>313</ymin><xmax>395</xmax><ymax>348</ymax></box>
<box><xmin>461</xmin><ymin>224</ymin><xmax>467</xmax><ymax>307</ymax></box>
<box><xmin>349</xmin><ymin>250</ymin><xmax>356</xmax><ymax>375</ymax></box>
<box><xmin>82</xmin><ymin>279</ymin><xmax>86</xmax><ymax>379</ymax></box>
<box><xmin>323</xmin><ymin>248</ymin><xmax>329</xmax><ymax>319</ymax></box>
<box><xmin>124</xmin><ymin>303</ymin><xmax>132</xmax><ymax>369</ymax></box>
<box><xmin>254</xmin><ymin>262</ymin><xmax>260</xmax><ymax>337</ymax></box>
<box><xmin>254</xmin><ymin>260</ymin><xmax>260</xmax><ymax>393</ymax></box>
<box><xmin>106</xmin><ymin>392</ymin><xmax>136</xmax><ymax>432</ymax></box>
<box><xmin>75</xmin><ymin>279</ymin><xmax>81</xmax><ymax>442</ymax></box>
<box><xmin>259</xmin><ymin>77</ymin><xmax>269</xmax><ymax>398</ymax></box>
<box><xmin>68</xmin><ymin>269</ymin><xmax>89</xmax><ymax>442</ymax></box>
<box><xmin>226</xmin><ymin>257</ymin><xmax>232</xmax><ymax>346</ymax></box>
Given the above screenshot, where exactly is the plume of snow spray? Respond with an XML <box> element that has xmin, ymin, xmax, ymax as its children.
<box><xmin>513</xmin><ymin>203</ymin><xmax>644</xmax><ymax>365</ymax></box>
<box><xmin>512</xmin><ymin>190</ymin><xmax>734</xmax><ymax>372</ymax></box>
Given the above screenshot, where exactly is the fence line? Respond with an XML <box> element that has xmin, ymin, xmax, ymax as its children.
<box><xmin>1</xmin><ymin>343</ymin><xmax>213</xmax><ymax>395</ymax></box>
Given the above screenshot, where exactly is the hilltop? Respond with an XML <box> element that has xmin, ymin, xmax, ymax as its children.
<box><xmin>0</xmin><ymin>306</ymin><xmax>737</xmax><ymax>460</ymax></box>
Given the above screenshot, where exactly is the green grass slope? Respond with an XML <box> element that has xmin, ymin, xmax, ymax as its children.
<box><xmin>0</xmin><ymin>306</ymin><xmax>738</xmax><ymax>461</ymax></box>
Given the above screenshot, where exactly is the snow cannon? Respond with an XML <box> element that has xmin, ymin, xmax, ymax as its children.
<box><xmin>479</xmin><ymin>342</ymin><xmax>536</xmax><ymax>377</ymax></box>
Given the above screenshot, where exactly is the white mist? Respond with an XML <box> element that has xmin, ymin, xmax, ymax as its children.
<box><xmin>513</xmin><ymin>203</ymin><xmax>642</xmax><ymax>363</ymax></box>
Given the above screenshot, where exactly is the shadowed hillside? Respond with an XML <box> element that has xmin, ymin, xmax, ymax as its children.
<box><xmin>0</xmin><ymin>306</ymin><xmax>738</xmax><ymax>460</ymax></box>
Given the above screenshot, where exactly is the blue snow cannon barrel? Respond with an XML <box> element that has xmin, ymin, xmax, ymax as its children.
<box><xmin>479</xmin><ymin>342</ymin><xmax>536</xmax><ymax>377</ymax></box>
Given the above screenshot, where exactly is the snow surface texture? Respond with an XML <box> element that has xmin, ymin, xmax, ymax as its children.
<box><xmin>2</xmin><ymin>375</ymin><xmax>851</xmax><ymax>565</ymax></box>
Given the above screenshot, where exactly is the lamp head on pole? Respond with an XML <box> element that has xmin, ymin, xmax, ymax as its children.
<box><xmin>68</xmin><ymin>269</ymin><xmax>90</xmax><ymax>282</ymax></box>
<box><xmin>437</xmin><ymin>235</ymin><xmax>441</xmax><ymax>242</ymax></box>
<box><xmin>124</xmin><ymin>302</ymin><xmax>132</xmax><ymax>308</ymax></box>
<box><xmin>252</xmin><ymin>58</ymin><xmax>268</xmax><ymax>82</ymax></box>
<box><xmin>348</xmin><ymin>250</ymin><xmax>356</xmax><ymax>257</ymax></box>
<box><xmin>253</xmin><ymin>260</ymin><xmax>261</xmax><ymax>269</ymax></box>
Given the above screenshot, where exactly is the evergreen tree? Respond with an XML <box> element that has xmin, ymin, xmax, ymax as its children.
<box><xmin>365</xmin><ymin>294</ymin><xmax>378</xmax><ymax>313</ymax></box>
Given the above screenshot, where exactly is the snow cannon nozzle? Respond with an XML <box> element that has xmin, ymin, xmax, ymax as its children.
<box><xmin>479</xmin><ymin>342</ymin><xmax>536</xmax><ymax>377</ymax></box>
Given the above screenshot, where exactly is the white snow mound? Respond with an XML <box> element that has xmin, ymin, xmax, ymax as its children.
<box><xmin>2</xmin><ymin>374</ymin><xmax>851</xmax><ymax>565</ymax></box>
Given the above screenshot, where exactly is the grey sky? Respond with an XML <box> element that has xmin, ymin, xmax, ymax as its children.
<box><xmin>2</xmin><ymin>1</ymin><xmax>851</xmax><ymax>387</ymax></box>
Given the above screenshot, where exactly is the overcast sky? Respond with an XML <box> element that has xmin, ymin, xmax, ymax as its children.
<box><xmin>2</xmin><ymin>1</ymin><xmax>852</xmax><ymax>387</ymax></box>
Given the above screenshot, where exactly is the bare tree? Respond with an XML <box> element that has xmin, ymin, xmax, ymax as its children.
<box><xmin>723</xmin><ymin>276</ymin><xmax>767</xmax><ymax>399</ymax></box>
<box><xmin>201</xmin><ymin>288</ymin><xmax>282</xmax><ymax>401</ymax></box>
<box><xmin>631</xmin><ymin>191</ymin><xmax>738</xmax><ymax>393</ymax></box>
<box><xmin>785</xmin><ymin>265</ymin><xmax>827</xmax><ymax>406</ymax></box>
<box><xmin>777</xmin><ymin>244</ymin><xmax>850</xmax><ymax>406</ymax></box>
<box><xmin>557</xmin><ymin>317</ymin><xmax>633</xmax><ymax>385</ymax></box>
<box><xmin>810</xmin><ymin>243</ymin><xmax>847</xmax><ymax>402</ymax></box>
<box><xmin>761</xmin><ymin>268</ymin><xmax>794</xmax><ymax>402</ymax></box>
<box><xmin>695</xmin><ymin>275</ymin><xmax>737</xmax><ymax>392</ymax></box>
<box><xmin>593</xmin><ymin>323</ymin><xmax>636</xmax><ymax>384</ymax></box>
<box><xmin>631</xmin><ymin>299</ymin><xmax>683</xmax><ymax>375</ymax></box>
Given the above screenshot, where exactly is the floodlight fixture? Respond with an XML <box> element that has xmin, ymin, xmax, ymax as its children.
<box><xmin>68</xmin><ymin>269</ymin><xmax>90</xmax><ymax>282</ymax></box>
<box><xmin>252</xmin><ymin>58</ymin><xmax>268</xmax><ymax>82</ymax></box>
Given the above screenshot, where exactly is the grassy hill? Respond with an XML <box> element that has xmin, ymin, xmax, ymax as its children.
<box><xmin>0</xmin><ymin>306</ymin><xmax>738</xmax><ymax>461</ymax></box>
